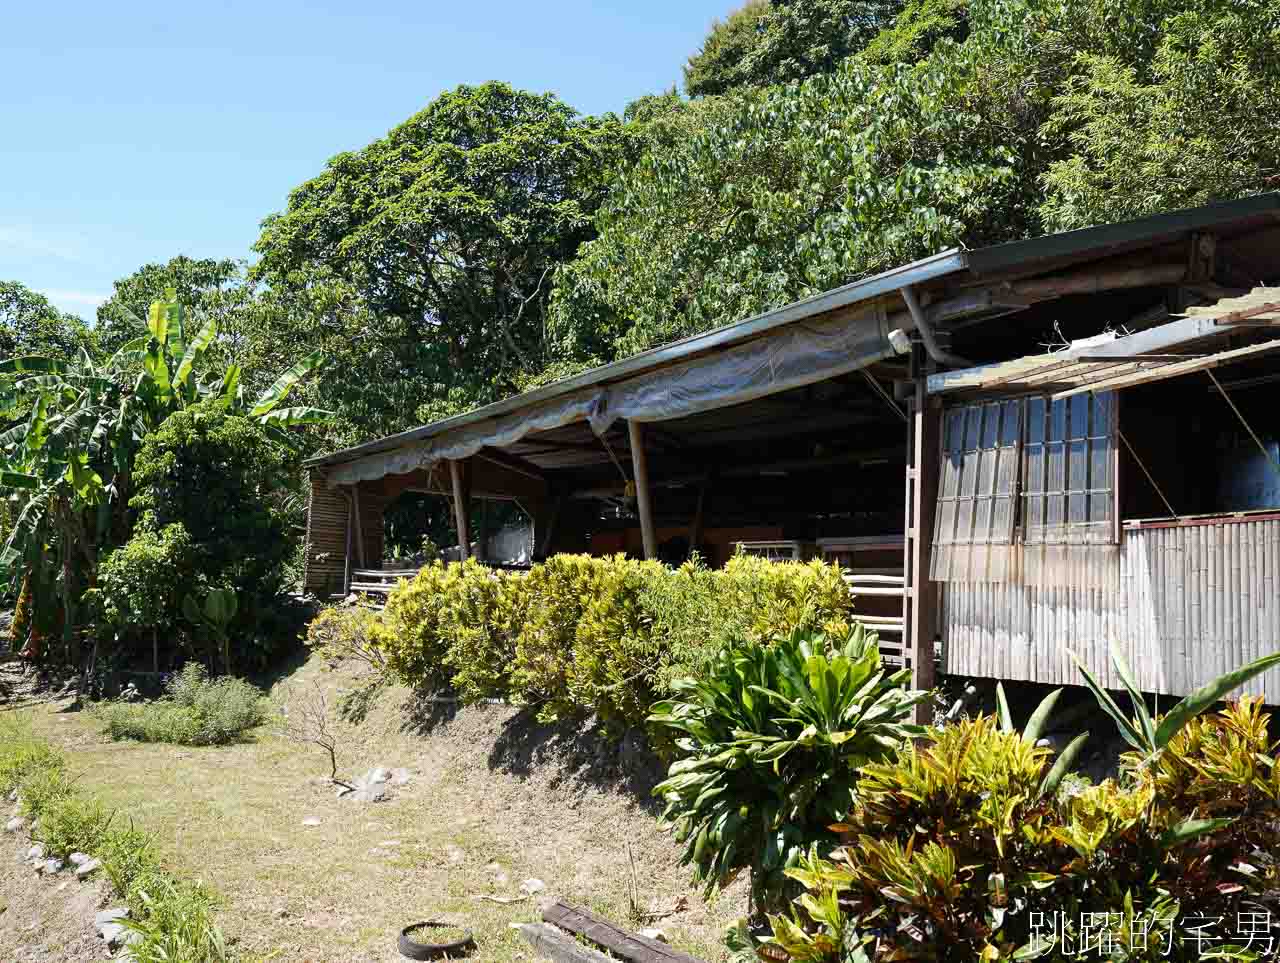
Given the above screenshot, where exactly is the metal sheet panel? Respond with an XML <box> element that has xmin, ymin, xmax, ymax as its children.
<box><xmin>941</xmin><ymin>515</ymin><xmax>1280</xmax><ymax>700</ymax></box>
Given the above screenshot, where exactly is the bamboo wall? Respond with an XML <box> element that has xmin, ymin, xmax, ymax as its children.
<box><xmin>942</xmin><ymin>515</ymin><xmax>1280</xmax><ymax>700</ymax></box>
<box><xmin>303</xmin><ymin>473</ymin><xmax>347</xmax><ymax>596</ymax></box>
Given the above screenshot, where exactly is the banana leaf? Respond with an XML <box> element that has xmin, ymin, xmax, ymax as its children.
<box><xmin>250</xmin><ymin>351</ymin><xmax>324</xmax><ymax>416</ymax></box>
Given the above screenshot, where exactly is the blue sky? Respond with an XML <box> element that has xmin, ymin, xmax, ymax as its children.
<box><xmin>1</xmin><ymin>1</ymin><xmax>726</xmax><ymax>319</ymax></box>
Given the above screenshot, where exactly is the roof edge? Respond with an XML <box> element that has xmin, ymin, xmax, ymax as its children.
<box><xmin>305</xmin><ymin>247</ymin><xmax>968</xmax><ymax>470</ymax></box>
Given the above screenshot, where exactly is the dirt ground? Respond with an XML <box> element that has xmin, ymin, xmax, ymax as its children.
<box><xmin>0</xmin><ymin>650</ymin><xmax>746</xmax><ymax>961</ymax></box>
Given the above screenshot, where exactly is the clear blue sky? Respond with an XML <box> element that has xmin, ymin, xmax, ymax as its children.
<box><xmin>1</xmin><ymin>0</ymin><xmax>726</xmax><ymax>319</ymax></box>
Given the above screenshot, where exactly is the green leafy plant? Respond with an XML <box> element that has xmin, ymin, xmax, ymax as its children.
<box><xmin>649</xmin><ymin>625</ymin><xmax>926</xmax><ymax>918</ymax></box>
<box><xmin>183</xmin><ymin>588</ymin><xmax>239</xmax><ymax>675</ymax></box>
<box><xmin>33</xmin><ymin>794</ymin><xmax>115</xmax><ymax>859</ymax></box>
<box><xmin>1071</xmin><ymin>647</ymin><xmax>1280</xmax><ymax>760</ymax></box>
<box><xmin>756</xmin><ymin>656</ymin><xmax>1280</xmax><ymax>962</ymax></box>
<box><xmin>96</xmin><ymin>662</ymin><xmax>265</xmax><ymax>746</ymax></box>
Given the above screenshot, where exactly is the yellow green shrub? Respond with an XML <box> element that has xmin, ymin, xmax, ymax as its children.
<box><xmin>511</xmin><ymin>553</ymin><xmax>606</xmax><ymax>716</ymax></box>
<box><xmin>370</xmin><ymin>561</ymin><xmax>456</xmax><ymax>690</ymax></box>
<box><xmin>362</xmin><ymin>552</ymin><xmax>856</xmax><ymax>730</ymax></box>
<box><xmin>568</xmin><ymin>555</ymin><xmax>668</xmax><ymax>728</ymax></box>
<box><xmin>442</xmin><ymin>559</ymin><xmax>526</xmax><ymax>703</ymax></box>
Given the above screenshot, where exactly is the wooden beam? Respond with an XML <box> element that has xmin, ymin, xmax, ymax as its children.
<box><xmin>476</xmin><ymin>445</ymin><xmax>547</xmax><ymax>482</ymax></box>
<box><xmin>519</xmin><ymin>923</ymin><xmax>615</xmax><ymax>963</ymax></box>
<box><xmin>628</xmin><ymin>421</ymin><xmax>657</xmax><ymax>560</ymax></box>
<box><xmin>449</xmin><ymin>459</ymin><xmax>471</xmax><ymax>561</ymax></box>
<box><xmin>542</xmin><ymin>901</ymin><xmax>705</xmax><ymax>963</ymax></box>
<box><xmin>1053</xmin><ymin>337</ymin><xmax>1280</xmax><ymax>398</ymax></box>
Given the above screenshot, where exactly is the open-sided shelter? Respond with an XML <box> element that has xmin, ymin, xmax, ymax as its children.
<box><xmin>304</xmin><ymin>193</ymin><xmax>1280</xmax><ymax>700</ymax></box>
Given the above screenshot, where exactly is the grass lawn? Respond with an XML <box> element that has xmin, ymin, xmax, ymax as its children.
<box><xmin>17</xmin><ymin>652</ymin><xmax>744</xmax><ymax>961</ymax></box>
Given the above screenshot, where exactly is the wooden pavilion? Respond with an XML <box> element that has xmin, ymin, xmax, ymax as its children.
<box><xmin>304</xmin><ymin>194</ymin><xmax>1280</xmax><ymax>701</ymax></box>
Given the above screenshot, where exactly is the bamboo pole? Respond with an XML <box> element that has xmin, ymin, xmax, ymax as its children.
<box><xmin>628</xmin><ymin>421</ymin><xmax>657</xmax><ymax>560</ymax></box>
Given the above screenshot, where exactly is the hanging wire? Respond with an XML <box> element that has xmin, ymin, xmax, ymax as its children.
<box><xmin>1206</xmin><ymin>369</ymin><xmax>1280</xmax><ymax>482</ymax></box>
<box><xmin>1118</xmin><ymin>429</ymin><xmax>1177</xmax><ymax>518</ymax></box>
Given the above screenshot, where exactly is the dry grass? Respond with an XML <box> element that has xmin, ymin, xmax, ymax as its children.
<box><xmin>20</xmin><ymin>652</ymin><xmax>745</xmax><ymax>962</ymax></box>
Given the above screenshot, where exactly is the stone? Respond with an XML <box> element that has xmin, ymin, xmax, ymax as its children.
<box><xmin>390</xmin><ymin>767</ymin><xmax>411</xmax><ymax>786</ymax></box>
<box><xmin>365</xmin><ymin>767</ymin><xmax>391</xmax><ymax>785</ymax></box>
<box><xmin>95</xmin><ymin>907</ymin><xmax>129</xmax><ymax>929</ymax></box>
<box><xmin>273</xmin><ymin>907</ymin><xmax>289</xmax><ymax>919</ymax></box>
<box><xmin>26</xmin><ymin>844</ymin><xmax>44</xmax><ymax>862</ymax></box>
<box><xmin>100</xmin><ymin>922</ymin><xmax>127</xmax><ymax>947</ymax></box>
<box><xmin>68</xmin><ymin>852</ymin><xmax>90</xmax><ymax>866</ymax></box>
<box><xmin>639</xmin><ymin>927</ymin><xmax>669</xmax><ymax>943</ymax></box>
<box><xmin>301</xmin><ymin>817</ymin><xmax>321</xmax><ymax>827</ymax></box>
<box><xmin>520</xmin><ymin>878</ymin><xmax>545</xmax><ymax>896</ymax></box>
<box><xmin>4</xmin><ymin>816</ymin><xmax>24</xmax><ymax>833</ymax></box>
<box><xmin>75</xmin><ymin>858</ymin><xmax>101</xmax><ymax>878</ymax></box>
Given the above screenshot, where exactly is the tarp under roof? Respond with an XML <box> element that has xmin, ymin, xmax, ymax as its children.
<box><xmin>927</xmin><ymin>287</ymin><xmax>1280</xmax><ymax>399</ymax></box>
<box><xmin>308</xmin><ymin>192</ymin><xmax>1280</xmax><ymax>486</ymax></box>
<box><xmin>322</xmin><ymin>299</ymin><xmax>901</xmax><ymax>486</ymax></box>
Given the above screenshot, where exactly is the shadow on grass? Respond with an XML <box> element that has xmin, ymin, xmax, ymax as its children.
<box><xmin>485</xmin><ymin>706</ymin><xmax>665</xmax><ymax>812</ymax></box>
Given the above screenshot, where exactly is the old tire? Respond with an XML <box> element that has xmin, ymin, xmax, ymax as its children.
<box><xmin>397</xmin><ymin>921</ymin><xmax>475</xmax><ymax>960</ymax></box>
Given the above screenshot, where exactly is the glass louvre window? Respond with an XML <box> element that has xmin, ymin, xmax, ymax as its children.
<box><xmin>1022</xmin><ymin>392</ymin><xmax>1116</xmax><ymax>546</ymax></box>
<box><xmin>931</xmin><ymin>399</ymin><xmax>1022</xmax><ymax>581</ymax></box>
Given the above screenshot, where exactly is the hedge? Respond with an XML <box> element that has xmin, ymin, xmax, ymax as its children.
<box><xmin>309</xmin><ymin>553</ymin><xmax>854</xmax><ymax>731</ymax></box>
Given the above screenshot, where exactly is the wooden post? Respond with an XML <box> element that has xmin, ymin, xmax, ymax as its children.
<box><xmin>908</xmin><ymin>381</ymin><xmax>941</xmax><ymax>714</ymax></box>
<box><xmin>689</xmin><ymin>475</ymin><xmax>709</xmax><ymax>557</ymax></box>
<box><xmin>533</xmin><ymin>496</ymin><xmax>563</xmax><ymax>560</ymax></box>
<box><xmin>343</xmin><ymin>489</ymin><xmax>353</xmax><ymax>594</ymax></box>
<box><xmin>350</xmin><ymin>485</ymin><xmax>366</xmax><ymax>568</ymax></box>
<box><xmin>476</xmin><ymin>498</ymin><xmax>489</xmax><ymax>562</ymax></box>
<box><xmin>628</xmin><ymin>420</ymin><xmax>657</xmax><ymax>560</ymax></box>
<box><xmin>449</xmin><ymin>459</ymin><xmax>471</xmax><ymax>562</ymax></box>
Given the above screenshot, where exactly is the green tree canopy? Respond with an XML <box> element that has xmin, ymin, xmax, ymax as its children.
<box><xmin>95</xmin><ymin>256</ymin><xmax>245</xmax><ymax>358</ymax></box>
<box><xmin>253</xmin><ymin>81</ymin><xmax>629</xmax><ymax>422</ymax></box>
<box><xmin>552</xmin><ymin>45</ymin><xmax>1028</xmax><ymax>362</ymax></box>
<box><xmin>683</xmin><ymin>0</ymin><xmax>905</xmax><ymax>96</ymax></box>
<box><xmin>0</xmin><ymin>281</ymin><xmax>96</xmax><ymax>361</ymax></box>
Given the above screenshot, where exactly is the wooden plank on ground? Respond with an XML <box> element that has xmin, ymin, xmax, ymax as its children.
<box><xmin>542</xmin><ymin>901</ymin><xmax>705</xmax><ymax>963</ymax></box>
<box><xmin>519</xmin><ymin>923</ymin><xmax>616</xmax><ymax>963</ymax></box>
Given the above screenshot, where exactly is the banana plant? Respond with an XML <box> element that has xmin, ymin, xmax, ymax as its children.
<box><xmin>183</xmin><ymin>588</ymin><xmax>239</xmax><ymax>675</ymax></box>
<box><xmin>0</xmin><ymin>290</ymin><xmax>329</xmax><ymax>663</ymax></box>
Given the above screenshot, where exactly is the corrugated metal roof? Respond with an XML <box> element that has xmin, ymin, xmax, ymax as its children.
<box><xmin>308</xmin><ymin>193</ymin><xmax>1280</xmax><ymax>470</ymax></box>
<box><xmin>305</xmin><ymin>248</ymin><xmax>966</xmax><ymax>469</ymax></box>
<box><xmin>928</xmin><ymin>287</ymin><xmax>1280</xmax><ymax>398</ymax></box>
<box><xmin>965</xmin><ymin>193</ymin><xmax>1280</xmax><ymax>277</ymax></box>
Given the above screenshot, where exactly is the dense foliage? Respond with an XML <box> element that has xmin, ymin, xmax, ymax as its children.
<box><xmin>683</xmin><ymin>0</ymin><xmax>905</xmax><ymax>96</ymax></box>
<box><xmin>253</xmin><ymin>81</ymin><xmax>631</xmax><ymax>423</ymax></box>
<box><xmin>309</xmin><ymin>553</ymin><xmax>854</xmax><ymax>730</ymax></box>
<box><xmin>0</xmin><ymin>291</ymin><xmax>325</xmax><ymax>670</ymax></box>
<box><xmin>95</xmin><ymin>663</ymin><xmax>266</xmax><ymax>746</ymax></box>
<box><xmin>749</xmin><ymin>654</ymin><xmax>1280</xmax><ymax>962</ymax></box>
<box><xmin>650</xmin><ymin>627</ymin><xmax>926</xmax><ymax>917</ymax></box>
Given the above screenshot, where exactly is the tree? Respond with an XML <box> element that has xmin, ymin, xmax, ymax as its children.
<box><xmin>253</xmin><ymin>82</ymin><xmax>628</xmax><ymax>422</ymax></box>
<box><xmin>0</xmin><ymin>281</ymin><xmax>96</xmax><ymax>363</ymax></box>
<box><xmin>683</xmin><ymin>0</ymin><xmax>904</xmax><ymax>96</ymax></box>
<box><xmin>95</xmin><ymin>256</ymin><xmax>245</xmax><ymax>358</ymax></box>
<box><xmin>0</xmin><ymin>290</ymin><xmax>327</xmax><ymax>666</ymax></box>
<box><xmin>1039</xmin><ymin>1</ymin><xmax>1280</xmax><ymax>230</ymax></box>
<box><xmin>551</xmin><ymin>46</ymin><xmax>1027</xmax><ymax>362</ymax></box>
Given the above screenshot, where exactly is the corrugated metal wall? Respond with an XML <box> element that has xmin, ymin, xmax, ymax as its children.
<box><xmin>942</xmin><ymin>516</ymin><xmax>1280</xmax><ymax>699</ymax></box>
